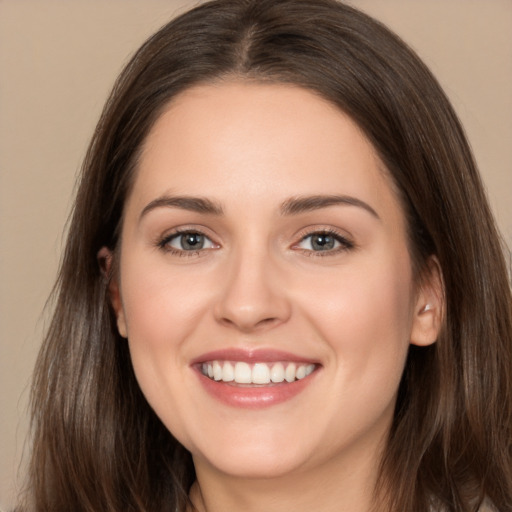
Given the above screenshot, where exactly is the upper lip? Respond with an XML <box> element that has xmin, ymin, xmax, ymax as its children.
<box><xmin>190</xmin><ymin>348</ymin><xmax>320</xmax><ymax>365</ymax></box>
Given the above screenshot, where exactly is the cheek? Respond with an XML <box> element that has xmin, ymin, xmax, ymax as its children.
<box><xmin>118</xmin><ymin>258</ymin><xmax>219</xmax><ymax>441</ymax></box>
<box><xmin>118</xmin><ymin>257</ymin><xmax>217</xmax><ymax>403</ymax></box>
<box><xmin>298</xmin><ymin>249</ymin><xmax>414</xmax><ymax>389</ymax></box>
<box><xmin>121</xmin><ymin>260</ymin><xmax>213</xmax><ymax>345</ymax></box>
<box><xmin>296</xmin><ymin>255</ymin><xmax>414</xmax><ymax>450</ymax></box>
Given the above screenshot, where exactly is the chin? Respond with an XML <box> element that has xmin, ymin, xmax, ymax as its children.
<box><xmin>194</xmin><ymin>448</ymin><xmax>310</xmax><ymax>480</ymax></box>
<box><xmin>180</xmin><ymin>420</ymin><xmax>315</xmax><ymax>478</ymax></box>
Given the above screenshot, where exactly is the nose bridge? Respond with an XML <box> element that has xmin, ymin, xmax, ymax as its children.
<box><xmin>214</xmin><ymin>237</ymin><xmax>290</xmax><ymax>332</ymax></box>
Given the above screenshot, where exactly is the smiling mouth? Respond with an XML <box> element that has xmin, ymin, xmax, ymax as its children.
<box><xmin>200</xmin><ymin>361</ymin><xmax>316</xmax><ymax>385</ymax></box>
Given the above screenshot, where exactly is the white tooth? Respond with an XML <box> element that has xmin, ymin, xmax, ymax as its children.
<box><xmin>305</xmin><ymin>364</ymin><xmax>315</xmax><ymax>376</ymax></box>
<box><xmin>202</xmin><ymin>363</ymin><xmax>208</xmax><ymax>376</ymax></box>
<box><xmin>270</xmin><ymin>362</ymin><xmax>285</xmax><ymax>383</ymax></box>
<box><xmin>222</xmin><ymin>361</ymin><xmax>234</xmax><ymax>382</ymax></box>
<box><xmin>234</xmin><ymin>362</ymin><xmax>252</xmax><ymax>384</ymax></box>
<box><xmin>207</xmin><ymin>363</ymin><xmax>214</xmax><ymax>378</ymax></box>
<box><xmin>252</xmin><ymin>363</ymin><xmax>271</xmax><ymax>384</ymax></box>
<box><xmin>213</xmin><ymin>361</ymin><xmax>223</xmax><ymax>381</ymax></box>
<box><xmin>296</xmin><ymin>365</ymin><xmax>306</xmax><ymax>380</ymax></box>
<box><xmin>285</xmin><ymin>363</ymin><xmax>296</xmax><ymax>382</ymax></box>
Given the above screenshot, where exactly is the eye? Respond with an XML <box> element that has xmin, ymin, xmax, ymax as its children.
<box><xmin>295</xmin><ymin>231</ymin><xmax>353</xmax><ymax>253</ymax></box>
<box><xmin>160</xmin><ymin>231</ymin><xmax>216</xmax><ymax>252</ymax></box>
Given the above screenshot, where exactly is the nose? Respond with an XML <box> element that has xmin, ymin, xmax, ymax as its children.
<box><xmin>213</xmin><ymin>247</ymin><xmax>292</xmax><ymax>333</ymax></box>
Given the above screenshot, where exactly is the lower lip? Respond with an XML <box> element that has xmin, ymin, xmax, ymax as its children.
<box><xmin>195</xmin><ymin>370</ymin><xmax>317</xmax><ymax>409</ymax></box>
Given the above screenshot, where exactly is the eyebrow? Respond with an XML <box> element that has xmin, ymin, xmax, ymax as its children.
<box><xmin>140</xmin><ymin>195</ymin><xmax>224</xmax><ymax>221</ymax></box>
<box><xmin>139</xmin><ymin>193</ymin><xmax>379</xmax><ymax>221</ymax></box>
<box><xmin>280</xmin><ymin>195</ymin><xmax>380</xmax><ymax>219</ymax></box>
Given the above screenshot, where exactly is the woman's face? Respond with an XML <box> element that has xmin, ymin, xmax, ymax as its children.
<box><xmin>111</xmin><ymin>82</ymin><xmax>438</xmax><ymax>481</ymax></box>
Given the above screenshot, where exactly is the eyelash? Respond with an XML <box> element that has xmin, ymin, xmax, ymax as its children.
<box><xmin>156</xmin><ymin>228</ymin><xmax>217</xmax><ymax>258</ymax></box>
<box><xmin>293</xmin><ymin>228</ymin><xmax>355</xmax><ymax>257</ymax></box>
<box><xmin>156</xmin><ymin>227</ymin><xmax>355</xmax><ymax>258</ymax></box>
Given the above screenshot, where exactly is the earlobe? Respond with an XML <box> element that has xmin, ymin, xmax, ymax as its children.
<box><xmin>110</xmin><ymin>280</ymin><xmax>128</xmax><ymax>339</ymax></box>
<box><xmin>410</xmin><ymin>257</ymin><xmax>444</xmax><ymax>347</ymax></box>
<box><xmin>97</xmin><ymin>246</ymin><xmax>128</xmax><ymax>339</ymax></box>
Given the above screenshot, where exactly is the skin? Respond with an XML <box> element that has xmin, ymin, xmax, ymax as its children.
<box><xmin>106</xmin><ymin>82</ymin><xmax>442</xmax><ymax>512</ymax></box>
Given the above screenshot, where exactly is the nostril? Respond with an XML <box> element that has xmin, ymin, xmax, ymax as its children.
<box><xmin>219</xmin><ymin>315</ymin><xmax>280</xmax><ymax>333</ymax></box>
<box><xmin>256</xmin><ymin>317</ymin><xmax>279</xmax><ymax>327</ymax></box>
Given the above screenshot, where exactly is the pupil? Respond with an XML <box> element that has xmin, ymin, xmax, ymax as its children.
<box><xmin>182</xmin><ymin>233</ymin><xmax>204</xmax><ymax>250</ymax></box>
<box><xmin>312</xmin><ymin>234</ymin><xmax>334</xmax><ymax>251</ymax></box>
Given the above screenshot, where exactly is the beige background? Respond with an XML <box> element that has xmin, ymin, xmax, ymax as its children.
<box><xmin>1</xmin><ymin>1</ymin><xmax>511</xmax><ymax>508</ymax></box>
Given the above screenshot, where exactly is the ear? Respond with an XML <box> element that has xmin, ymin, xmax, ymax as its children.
<box><xmin>97</xmin><ymin>246</ymin><xmax>127</xmax><ymax>338</ymax></box>
<box><xmin>410</xmin><ymin>256</ymin><xmax>444</xmax><ymax>347</ymax></box>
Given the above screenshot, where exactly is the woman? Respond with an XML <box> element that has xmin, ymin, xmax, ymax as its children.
<box><xmin>19</xmin><ymin>0</ymin><xmax>512</xmax><ymax>511</ymax></box>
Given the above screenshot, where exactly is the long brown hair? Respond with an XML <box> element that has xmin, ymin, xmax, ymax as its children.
<box><xmin>20</xmin><ymin>1</ymin><xmax>512</xmax><ymax>511</ymax></box>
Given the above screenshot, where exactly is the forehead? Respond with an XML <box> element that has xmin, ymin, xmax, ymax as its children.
<box><xmin>127</xmin><ymin>81</ymin><xmax>404</xmax><ymax>226</ymax></box>
<box><xmin>142</xmin><ymin>81</ymin><xmax>375</xmax><ymax>169</ymax></box>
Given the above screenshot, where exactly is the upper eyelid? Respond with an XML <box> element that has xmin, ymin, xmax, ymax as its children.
<box><xmin>299</xmin><ymin>228</ymin><xmax>348</xmax><ymax>238</ymax></box>
<box><xmin>156</xmin><ymin>227</ymin><xmax>218</xmax><ymax>250</ymax></box>
<box><xmin>292</xmin><ymin>228</ymin><xmax>355</xmax><ymax>252</ymax></box>
<box><xmin>298</xmin><ymin>234</ymin><xmax>352</xmax><ymax>246</ymax></box>
<box><xmin>293</xmin><ymin>225</ymin><xmax>353</xmax><ymax>242</ymax></box>
<box><xmin>158</xmin><ymin>225</ymin><xmax>216</xmax><ymax>239</ymax></box>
